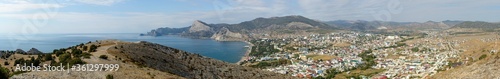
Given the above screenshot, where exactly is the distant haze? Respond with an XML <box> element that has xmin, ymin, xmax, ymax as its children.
<box><xmin>1</xmin><ymin>0</ymin><xmax>499</xmax><ymax>34</ymax></box>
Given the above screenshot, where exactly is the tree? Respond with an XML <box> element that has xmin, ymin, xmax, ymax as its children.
<box><xmin>89</xmin><ymin>45</ymin><xmax>98</xmax><ymax>52</ymax></box>
<box><xmin>58</xmin><ymin>53</ymin><xmax>71</xmax><ymax>64</ymax></box>
<box><xmin>44</xmin><ymin>54</ymin><xmax>53</xmax><ymax>61</ymax></box>
<box><xmin>0</xmin><ymin>65</ymin><xmax>9</xmax><ymax>79</ymax></box>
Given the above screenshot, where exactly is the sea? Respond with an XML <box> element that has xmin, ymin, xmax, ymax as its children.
<box><xmin>0</xmin><ymin>33</ymin><xmax>248</xmax><ymax>63</ymax></box>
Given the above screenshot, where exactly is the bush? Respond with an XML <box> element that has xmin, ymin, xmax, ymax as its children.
<box><xmin>106</xmin><ymin>74</ymin><xmax>113</xmax><ymax>79</ymax></box>
<box><xmin>479</xmin><ymin>54</ymin><xmax>487</xmax><ymax>60</ymax></box>
<box><xmin>68</xmin><ymin>58</ymin><xmax>85</xmax><ymax>65</ymax></box>
<box><xmin>44</xmin><ymin>54</ymin><xmax>53</xmax><ymax>61</ymax></box>
<box><xmin>99</xmin><ymin>55</ymin><xmax>108</xmax><ymax>60</ymax></box>
<box><xmin>0</xmin><ymin>66</ymin><xmax>10</xmax><ymax>79</ymax></box>
<box><xmin>58</xmin><ymin>53</ymin><xmax>72</xmax><ymax>64</ymax></box>
<box><xmin>82</xmin><ymin>53</ymin><xmax>92</xmax><ymax>59</ymax></box>
<box><xmin>89</xmin><ymin>45</ymin><xmax>98</xmax><ymax>52</ymax></box>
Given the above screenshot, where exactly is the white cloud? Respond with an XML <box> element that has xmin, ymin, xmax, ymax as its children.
<box><xmin>0</xmin><ymin>0</ymin><xmax>63</xmax><ymax>13</ymax></box>
<box><xmin>74</xmin><ymin>0</ymin><xmax>123</xmax><ymax>6</ymax></box>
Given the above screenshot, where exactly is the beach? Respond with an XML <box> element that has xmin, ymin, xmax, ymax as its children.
<box><xmin>236</xmin><ymin>41</ymin><xmax>254</xmax><ymax>65</ymax></box>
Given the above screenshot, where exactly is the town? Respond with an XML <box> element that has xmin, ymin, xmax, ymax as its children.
<box><xmin>239</xmin><ymin>31</ymin><xmax>499</xmax><ymax>79</ymax></box>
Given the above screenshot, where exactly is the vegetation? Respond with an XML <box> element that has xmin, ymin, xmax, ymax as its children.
<box><xmin>411</xmin><ymin>47</ymin><xmax>420</xmax><ymax>52</ymax></box>
<box><xmin>14</xmin><ymin>57</ymin><xmax>42</xmax><ymax>66</ymax></box>
<box><xmin>359</xmin><ymin>49</ymin><xmax>376</xmax><ymax>70</ymax></box>
<box><xmin>250</xmin><ymin>59</ymin><xmax>291</xmax><ymax>69</ymax></box>
<box><xmin>89</xmin><ymin>45</ymin><xmax>98</xmax><ymax>52</ymax></box>
<box><xmin>249</xmin><ymin>40</ymin><xmax>280</xmax><ymax>57</ymax></box>
<box><xmin>479</xmin><ymin>54</ymin><xmax>487</xmax><ymax>60</ymax></box>
<box><xmin>81</xmin><ymin>53</ymin><xmax>92</xmax><ymax>59</ymax></box>
<box><xmin>43</xmin><ymin>54</ymin><xmax>53</xmax><ymax>61</ymax></box>
<box><xmin>0</xmin><ymin>65</ymin><xmax>9</xmax><ymax>79</ymax></box>
<box><xmin>99</xmin><ymin>55</ymin><xmax>109</xmax><ymax>59</ymax></box>
<box><xmin>106</xmin><ymin>74</ymin><xmax>114</xmax><ymax>79</ymax></box>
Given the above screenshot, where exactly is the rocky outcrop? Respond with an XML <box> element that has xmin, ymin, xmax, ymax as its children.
<box><xmin>26</xmin><ymin>48</ymin><xmax>43</xmax><ymax>54</ymax></box>
<box><xmin>211</xmin><ymin>27</ymin><xmax>245</xmax><ymax>41</ymax></box>
<box><xmin>188</xmin><ymin>20</ymin><xmax>212</xmax><ymax>32</ymax></box>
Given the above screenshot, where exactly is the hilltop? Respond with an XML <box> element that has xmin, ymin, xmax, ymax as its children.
<box><xmin>7</xmin><ymin>40</ymin><xmax>296</xmax><ymax>79</ymax></box>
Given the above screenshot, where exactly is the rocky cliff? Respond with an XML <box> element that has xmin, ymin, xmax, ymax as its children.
<box><xmin>188</xmin><ymin>20</ymin><xmax>212</xmax><ymax>32</ymax></box>
<box><xmin>211</xmin><ymin>27</ymin><xmax>245</xmax><ymax>41</ymax></box>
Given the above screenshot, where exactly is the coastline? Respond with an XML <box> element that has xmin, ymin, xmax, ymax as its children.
<box><xmin>236</xmin><ymin>41</ymin><xmax>254</xmax><ymax>65</ymax></box>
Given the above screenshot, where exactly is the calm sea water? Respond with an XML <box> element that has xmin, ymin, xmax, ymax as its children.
<box><xmin>0</xmin><ymin>33</ymin><xmax>247</xmax><ymax>63</ymax></box>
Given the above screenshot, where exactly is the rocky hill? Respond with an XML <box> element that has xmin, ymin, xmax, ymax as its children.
<box><xmin>26</xmin><ymin>48</ymin><xmax>43</xmax><ymax>54</ymax></box>
<box><xmin>9</xmin><ymin>40</ymin><xmax>296</xmax><ymax>79</ymax></box>
<box><xmin>108</xmin><ymin>41</ymin><xmax>296</xmax><ymax>79</ymax></box>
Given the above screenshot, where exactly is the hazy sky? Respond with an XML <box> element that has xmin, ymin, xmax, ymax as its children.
<box><xmin>1</xmin><ymin>0</ymin><xmax>499</xmax><ymax>34</ymax></box>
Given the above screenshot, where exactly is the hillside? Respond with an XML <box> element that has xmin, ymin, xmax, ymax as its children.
<box><xmin>325</xmin><ymin>20</ymin><xmax>459</xmax><ymax>31</ymax></box>
<box><xmin>430</xmin><ymin>33</ymin><xmax>500</xmax><ymax>79</ymax></box>
<box><xmin>8</xmin><ymin>40</ymin><xmax>296</xmax><ymax>79</ymax></box>
<box><xmin>446</xmin><ymin>21</ymin><xmax>500</xmax><ymax>33</ymax></box>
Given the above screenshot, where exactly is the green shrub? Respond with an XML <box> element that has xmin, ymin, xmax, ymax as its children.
<box><xmin>0</xmin><ymin>66</ymin><xmax>9</xmax><ymax>79</ymax></box>
<box><xmin>99</xmin><ymin>55</ymin><xmax>108</xmax><ymax>60</ymax></box>
<box><xmin>479</xmin><ymin>54</ymin><xmax>487</xmax><ymax>60</ymax></box>
<box><xmin>106</xmin><ymin>74</ymin><xmax>113</xmax><ymax>79</ymax></box>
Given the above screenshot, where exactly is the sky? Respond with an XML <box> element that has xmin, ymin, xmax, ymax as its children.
<box><xmin>1</xmin><ymin>0</ymin><xmax>499</xmax><ymax>34</ymax></box>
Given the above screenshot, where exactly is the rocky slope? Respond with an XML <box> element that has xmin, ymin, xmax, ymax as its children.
<box><xmin>211</xmin><ymin>27</ymin><xmax>245</xmax><ymax>41</ymax></box>
<box><xmin>9</xmin><ymin>40</ymin><xmax>296</xmax><ymax>79</ymax></box>
<box><xmin>107</xmin><ymin>41</ymin><xmax>297</xmax><ymax>79</ymax></box>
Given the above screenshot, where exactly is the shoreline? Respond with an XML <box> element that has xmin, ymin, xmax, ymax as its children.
<box><xmin>236</xmin><ymin>41</ymin><xmax>254</xmax><ymax>65</ymax></box>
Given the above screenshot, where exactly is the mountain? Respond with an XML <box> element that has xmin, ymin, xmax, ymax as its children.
<box><xmin>142</xmin><ymin>15</ymin><xmax>337</xmax><ymax>41</ymax></box>
<box><xmin>26</xmin><ymin>48</ymin><xmax>43</xmax><ymax>54</ymax></box>
<box><xmin>15</xmin><ymin>49</ymin><xmax>25</xmax><ymax>53</ymax></box>
<box><xmin>140</xmin><ymin>27</ymin><xmax>189</xmax><ymax>36</ymax></box>
<box><xmin>451</xmin><ymin>21</ymin><xmax>500</xmax><ymax>29</ymax></box>
<box><xmin>325</xmin><ymin>20</ymin><xmax>463</xmax><ymax>31</ymax></box>
<box><xmin>447</xmin><ymin>21</ymin><xmax>500</xmax><ymax>32</ymax></box>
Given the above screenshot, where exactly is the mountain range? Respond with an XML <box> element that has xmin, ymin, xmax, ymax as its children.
<box><xmin>142</xmin><ymin>15</ymin><xmax>500</xmax><ymax>40</ymax></box>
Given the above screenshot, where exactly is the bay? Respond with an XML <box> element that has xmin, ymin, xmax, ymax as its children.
<box><xmin>0</xmin><ymin>33</ymin><xmax>247</xmax><ymax>63</ymax></box>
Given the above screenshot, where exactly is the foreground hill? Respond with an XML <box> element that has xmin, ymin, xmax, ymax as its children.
<box><xmin>431</xmin><ymin>33</ymin><xmax>500</xmax><ymax>79</ymax></box>
<box><xmin>10</xmin><ymin>40</ymin><xmax>296</xmax><ymax>79</ymax></box>
<box><xmin>107</xmin><ymin>41</ymin><xmax>297</xmax><ymax>79</ymax></box>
